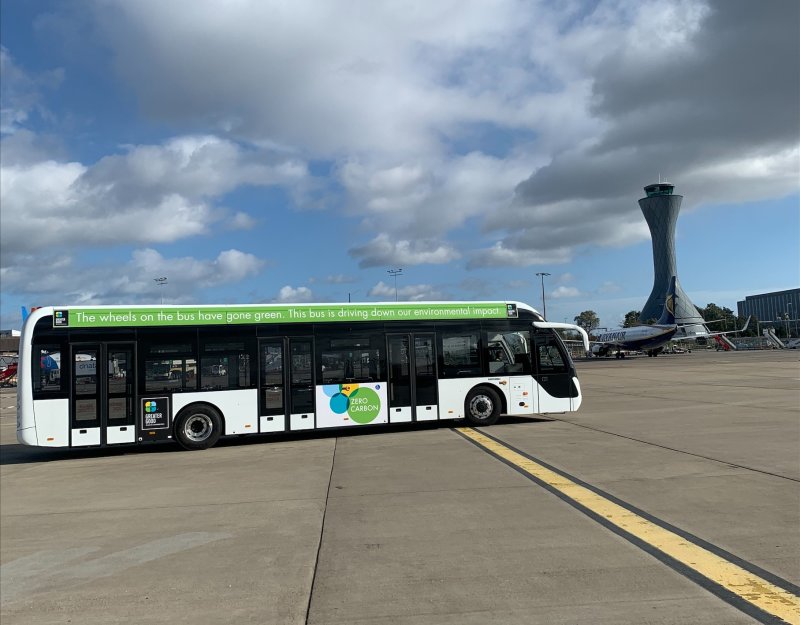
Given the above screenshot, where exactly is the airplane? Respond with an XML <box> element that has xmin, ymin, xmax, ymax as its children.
<box><xmin>591</xmin><ymin>277</ymin><xmax>679</xmax><ymax>358</ymax></box>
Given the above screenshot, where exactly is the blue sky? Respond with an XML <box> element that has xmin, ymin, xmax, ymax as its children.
<box><xmin>1</xmin><ymin>0</ymin><xmax>798</xmax><ymax>330</ymax></box>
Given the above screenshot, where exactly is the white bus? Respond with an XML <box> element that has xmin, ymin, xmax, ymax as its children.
<box><xmin>17</xmin><ymin>302</ymin><xmax>588</xmax><ymax>451</ymax></box>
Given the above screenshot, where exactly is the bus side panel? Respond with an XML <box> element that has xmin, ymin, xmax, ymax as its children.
<box><xmin>172</xmin><ymin>389</ymin><xmax>258</xmax><ymax>436</ymax></box>
<box><xmin>315</xmin><ymin>384</ymin><xmax>388</xmax><ymax>428</ymax></box>
<box><xmin>537</xmin><ymin>384</ymin><xmax>574</xmax><ymax>413</ymax></box>
<box><xmin>507</xmin><ymin>376</ymin><xmax>535</xmax><ymax>415</ymax></box>
<box><xmin>438</xmin><ymin>378</ymin><xmax>509</xmax><ymax>420</ymax></box>
<box><xmin>33</xmin><ymin>399</ymin><xmax>69</xmax><ymax>446</ymax></box>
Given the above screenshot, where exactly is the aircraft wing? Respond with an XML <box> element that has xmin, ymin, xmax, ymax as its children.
<box><xmin>674</xmin><ymin>316</ymin><xmax>751</xmax><ymax>339</ymax></box>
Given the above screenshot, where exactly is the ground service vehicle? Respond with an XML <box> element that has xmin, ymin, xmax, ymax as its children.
<box><xmin>17</xmin><ymin>302</ymin><xmax>588</xmax><ymax>450</ymax></box>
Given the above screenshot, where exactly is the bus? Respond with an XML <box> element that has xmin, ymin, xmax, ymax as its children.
<box><xmin>16</xmin><ymin>302</ymin><xmax>589</xmax><ymax>451</ymax></box>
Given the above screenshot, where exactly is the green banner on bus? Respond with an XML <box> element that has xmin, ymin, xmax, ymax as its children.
<box><xmin>53</xmin><ymin>303</ymin><xmax>517</xmax><ymax>328</ymax></box>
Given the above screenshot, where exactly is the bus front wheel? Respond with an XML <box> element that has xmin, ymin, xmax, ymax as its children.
<box><xmin>464</xmin><ymin>387</ymin><xmax>501</xmax><ymax>426</ymax></box>
<box><xmin>175</xmin><ymin>405</ymin><xmax>223</xmax><ymax>450</ymax></box>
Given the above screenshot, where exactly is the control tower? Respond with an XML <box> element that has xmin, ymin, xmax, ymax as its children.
<box><xmin>638</xmin><ymin>182</ymin><xmax>707</xmax><ymax>336</ymax></box>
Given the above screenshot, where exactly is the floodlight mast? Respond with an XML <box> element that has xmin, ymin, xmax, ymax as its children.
<box><xmin>535</xmin><ymin>272</ymin><xmax>550</xmax><ymax>320</ymax></box>
<box><xmin>387</xmin><ymin>268</ymin><xmax>403</xmax><ymax>302</ymax></box>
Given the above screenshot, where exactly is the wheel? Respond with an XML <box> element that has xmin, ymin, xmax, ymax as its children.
<box><xmin>464</xmin><ymin>387</ymin><xmax>501</xmax><ymax>426</ymax></box>
<box><xmin>174</xmin><ymin>404</ymin><xmax>222</xmax><ymax>450</ymax></box>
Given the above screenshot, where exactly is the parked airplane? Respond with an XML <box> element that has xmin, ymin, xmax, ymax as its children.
<box><xmin>591</xmin><ymin>277</ymin><xmax>679</xmax><ymax>358</ymax></box>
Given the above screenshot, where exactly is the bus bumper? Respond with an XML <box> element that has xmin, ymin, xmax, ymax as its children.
<box><xmin>16</xmin><ymin>426</ymin><xmax>37</xmax><ymax>446</ymax></box>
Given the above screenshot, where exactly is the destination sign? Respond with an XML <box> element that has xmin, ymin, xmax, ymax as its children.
<box><xmin>53</xmin><ymin>303</ymin><xmax>517</xmax><ymax>328</ymax></box>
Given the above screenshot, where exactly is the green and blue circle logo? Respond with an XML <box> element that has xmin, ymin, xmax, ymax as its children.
<box><xmin>323</xmin><ymin>384</ymin><xmax>381</xmax><ymax>424</ymax></box>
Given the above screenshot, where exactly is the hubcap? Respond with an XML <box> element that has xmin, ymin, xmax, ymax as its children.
<box><xmin>469</xmin><ymin>395</ymin><xmax>493</xmax><ymax>420</ymax></box>
<box><xmin>184</xmin><ymin>414</ymin><xmax>212</xmax><ymax>442</ymax></box>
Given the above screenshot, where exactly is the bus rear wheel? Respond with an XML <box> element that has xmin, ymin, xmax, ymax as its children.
<box><xmin>464</xmin><ymin>387</ymin><xmax>501</xmax><ymax>426</ymax></box>
<box><xmin>175</xmin><ymin>405</ymin><xmax>222</xmax><ymax>450</ymax></box>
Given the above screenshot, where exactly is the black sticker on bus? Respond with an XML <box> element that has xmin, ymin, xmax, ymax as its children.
<box><xmin>141</xmin><ymin>397</ymin><xmax>170</xmax><ymax>429</ymax></box>
<box><xmin>506</xmin><ymin>304</ymin><xmax>518</xmax><ymax>318</ymax></box>
<box><xmin>53</xmin><ymin>310</ymin><xmax>69</xmax><ymax>327</ymax></box>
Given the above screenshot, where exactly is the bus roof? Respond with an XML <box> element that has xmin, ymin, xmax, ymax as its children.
<box><xmin>34</xmin><ymin>301</ymin><xmax>539</xmax><ymax>330</ymax></box>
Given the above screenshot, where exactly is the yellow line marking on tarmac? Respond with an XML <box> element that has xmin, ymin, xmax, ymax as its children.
<box><xmin>457</xmin><ymin>427</ymin><xmax>800</xmax><ymax>625</ymax></box>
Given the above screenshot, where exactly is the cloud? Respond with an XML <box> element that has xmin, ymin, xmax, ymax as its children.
<box><xmin>368</xmin><ymin>281</ymin><xmax>448</xmax><ymax>302</ymax></box>
<box><xmin>87</xmin><ymin>1</ymin><xmax>574</xmax><ymax>158</ymax></box>
<box><xmin>340</xmin><ymin>151</ymin><xmax>537</xmax><ymax>241</ymax></box>
<box><xmin>322</xmin><ymin>274</ymin><xmax>357</xmax><ymax>284</ymax></box>
<box><xmin>468</xmin><ymin>242</ymin><xmax>572</xmax><ymax>269</ymax></box>
<box><xmin>5</xmin><ymin>0</ymin><xmax>797</xmax><ymax>288</ymax></box>
<box><xmin>1</xmin><ymin>248</ymin><xmax>264</xmax><ymax>306</ymax></box>
<box><xmin>276</xmin><ymin>286</ymin><xmax>314</xmax><ymax>303</ymax></box>
<box><xmin>0</xmin><ymin>46</ymin><xmax>64</xmax><ymax>134</ymax></box>
<box><xmin>0</xmin><ymin>134</ymin><xmax>307</xmax><ymax>266</ymax></box>
<box><xmin>551</xmin><ymin>286</ymin><xmax>582</xmax><ymax>299</ymax></box>
<box><xmin>496</xmin><ymin>0</ymin><xmax>800</xmax><ymax>260</ymax></box>
<box><xmin>350</xmin><ymin>234</ymin><xmax>461</xmax><ymax>268</ymax></box>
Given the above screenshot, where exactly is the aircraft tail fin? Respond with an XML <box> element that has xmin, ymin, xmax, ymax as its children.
<box><xmin>21</xmin><ymin>307</ymin><xmax>29</xmax><ymax>322</ymax></box>
<box><xmin>656</xmin><ymin>276</ymin><xmax>677</xmax><ymax>326</ymax></box>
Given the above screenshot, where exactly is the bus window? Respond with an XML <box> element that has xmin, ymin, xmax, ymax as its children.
<box><xmin>486</xmin><ymin>331</ymin><xmax>531</xmax><ymax>375</ymax></box>
<box><xmin>441</xmin><ymin>331</ymin><xmax>481</xmax><ymax>377</ymax></box>
<box><xmin>534</xmin><ymin>332</ymin><xmax>569</xmax><ymax>373</ymax></box>
<box><xmin>142</xmin><ymin>340</ymin><xmax>198</xmax><ymax>393</ymax></box>
<box><xmin>318</xmin><ymin>337</ymin><xmax>383</xmax><ymax>384</ymax></box>
<box><xmin>200</xmin><ymin>340</ymin><xmax>254</xmax><ymax>391</ymax></box>
<box><xmin>32</xmin><ymin>345</ymin><xmax>65</xmax><ymax>396</ymax></box>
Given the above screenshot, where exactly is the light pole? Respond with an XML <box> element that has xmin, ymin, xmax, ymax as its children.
<box><xmin>788</xmin><ymin>302</ymin><xmax>794</xmax><ymax>338</ymax></box>
<box><xmin>535</xmin><ymin>272</ymin><xmax>551</xmax><ymax>320</ymax></box>
<box><xmin>154</xmin><ymin>277</ymin><xmax>168</xmax><ymax>305</ymax></box>
<box><xmin>387</xmin><ymin>268</ymin><xmax>403</xmax><ymax>302</ymax></box>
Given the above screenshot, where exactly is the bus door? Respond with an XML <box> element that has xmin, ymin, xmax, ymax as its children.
<box><xmin>259</xmin><ymin>339</ymin><xmax>286</xmax><ymax>433</ymax></box>
<box><xmin>258</xmin><ymin>337</ymin><xmax>315</xmax><ymax>433</ymax></box>
<box><xmin>533</xmin><ymin>331</ymin><xmax>576</xmax><ymax>412</ymax></box>
<box><xmin>70</xmin><ymin>343</ymin><xmax>136</xmax><ymax>447</ymax></box>
<box><xmin>387</xmin><ymin>333</ymin><xmax>438</xmax><ymax>422</ymax></box>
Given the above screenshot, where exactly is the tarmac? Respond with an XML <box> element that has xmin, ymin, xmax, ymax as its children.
<box><xmin>1</xmin><ymin>349</ymin><xmax>798</xmax><ymax>624</ymax></box>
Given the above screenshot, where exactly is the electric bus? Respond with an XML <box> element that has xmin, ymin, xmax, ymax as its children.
<box><xmin>17</xmin><ymin>302</ymin><xmax>588</xmax><ymax>451</ymax></box>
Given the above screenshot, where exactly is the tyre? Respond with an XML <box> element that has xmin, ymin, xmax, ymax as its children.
<box><xmin>464</xmin><ymin>387</ymin><xmax>501</xmax><ymax>426</ymax></box>
<box><xmin>174</xmin><ymin>404</ymin><xmax>223</xmax><ymax>450</ymax></box>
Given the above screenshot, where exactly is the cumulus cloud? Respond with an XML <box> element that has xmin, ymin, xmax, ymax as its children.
<box><xmin>340</xmin><ymin>151</ymin><xmax>538</xmax><ymax>243</ymax></box>
<box><xmin>0</xmin><ymin>134</ymin><xmax>307</xmax><ymax>266</ymax></box>
<box><xmin>276</xmin><ymin>286</ymin><xmax>314</xmax><ymax>303</ymax></box>
<box><xmin>495</xmin><ymin>0</ymin><xmax>800</xmax><ymax>257</ymax></box>
<box><xmin>350</xmin><ymin>234</ymin><xmax>461</xmax><ymax>268</ymax></box>
<box><xmin>2</xmin><ymin>0</ymin><xmax>795</xmax><ymax>309</ymax></box>
<box><xmin>368</xmin><ymin>281</ymin><xmax>448</xmax><ymax>302</ymax></box>
<box><xmin>1</xmin><ymin>248</ymin><xmax>264</xmax><ymax>306</ymax></box>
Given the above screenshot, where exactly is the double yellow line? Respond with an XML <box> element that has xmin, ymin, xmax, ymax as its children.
<box><xmin>456</xmin><ymin>427</ymin><xmax>800</xmax><ymax>625</ymax></box>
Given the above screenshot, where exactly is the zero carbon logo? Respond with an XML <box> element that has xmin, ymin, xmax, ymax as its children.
<box><xmin>144</xmin><ymin>401</ymin><xmax>158</xmax><ymax>413</ymax></box>
<box><xmin>323</xmin><ymin>384</ymin><xmax>381</xmax><ymax>424</ymax></box>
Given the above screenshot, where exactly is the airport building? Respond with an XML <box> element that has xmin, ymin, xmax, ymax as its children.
<box><xmin>638</xmin><ymin>182</ymin><xmax>706</xmax><ymax>335</ymax></box>
<box><xmin>737</xmin><ymin>288</ymin><xmax>800</xmax><ymax>328</ymax></box>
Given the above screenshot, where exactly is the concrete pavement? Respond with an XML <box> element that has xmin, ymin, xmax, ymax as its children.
<box><xmin>1</xmin><ymin>349</ymin><xmax>798</xmax><ymax>624</ymax></box>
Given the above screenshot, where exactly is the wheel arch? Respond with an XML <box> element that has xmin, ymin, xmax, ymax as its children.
<box><xmin>476</xmin><ymin>382</ymin><xmax>508</xmax><ymax>414</ymax></box>
<box><xmin>467</xmin><ymin>383</ymin><xmax>507</xmax><ymax>414</ymax></box>
<box><xmin>174</xmin><ymin>401</ymin><xmax>227</xmax><ymax>433</ymax></box>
